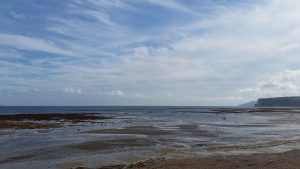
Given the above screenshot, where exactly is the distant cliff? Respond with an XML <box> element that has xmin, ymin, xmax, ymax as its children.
<box><xmin>237</xmin><ymin>101</ymin><xmax>257</xmax><ymax>108</ymax></box>
<box><xmin>255</xmin><ymin>96</ymin><xmax>300</xmax><ymax>107</ymax></box>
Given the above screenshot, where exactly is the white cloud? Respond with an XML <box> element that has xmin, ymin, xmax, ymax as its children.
<box><xmin>97</xmin><ymin>90</ymin><xmax>124</xmax><ymax>96</ymax></box>
<box><xmin>0</xmin><ymin>34</ymin><xmax>75</xmax><ymax>56</ymax></box>
<box><xmin>64</xmin><ymin>87</ymin><xmax>82</xmax><ymax>94</ymax></box>
<box><xmin>109</xmin><ymin>90</ymin><xmax>124</xmax><ymax>96</ymax></box>
<box><xmin>239</xmin><ymin>69</ymin><xmax>300</xmax><ymax>98</ymax></box>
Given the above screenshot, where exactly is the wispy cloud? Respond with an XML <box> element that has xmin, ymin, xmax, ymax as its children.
<box><xmin>0</xmin><ymin>34</ymin><xmax>75</xmax><ymax>56</ymax></box>
<box><xmin>83</xmin><ymin>10</ymin><xmax>117</xmax><ymax>27</ymax></box>
<box><xmin>146</xmin><ymin>0</ymin><xmax>192</xmax><ymax>13</ymax></box>
<box><xmin>0</xmin><ymin>49</ymin><xmax>21</xmax><ymax>59</ymax></box>
<box><xmin>83</xmin><ymin>0</ymin><xmax>133</xmax><ymax>9</ymax></box>
<box><xmin>10</xmin><ymin>11</ymin><xmax>25</xmax><ymax>19</ymax></box>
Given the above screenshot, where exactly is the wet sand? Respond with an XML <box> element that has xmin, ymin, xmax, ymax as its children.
<box><xmin>65</xmin><ymin>150</ymin><xmax>300</xmax><ymax>169</ymax></box>
<box><xmin>0</xmin><ymin>113</ymin><xmax>107</xmax><ymax>121</ymax></box>
<box><xmin>0</xmin><ymin>131</ymin><xmax>15</xmax><ymax>136</ymax></box>
<box><xmin>0</xmin><ymin>121</ymin><xmax>60</xmax><ymax>129</ymax></box>
<box><xmin>0</xmin><ymin>113</ymin><xmax>107</xmax><ymax>129</ymax></box>
<box><xmin>67</xmin><ymin>138</ymin><xmax>155</xmax><ymax>150</ymax></box>
<box><xmin>65</xmin><ymin>136</ymin><xmax>300</xmax><ymax>169</ymax></box>
<box><xmin>207</xmin><ymin>138</ymin><xmax>300</xmax><ymax>151</ymax></box>
<box><xmin>85</xmin><ymin>126</ymin><xmax>174</xmax><ymax>136</ymax></box>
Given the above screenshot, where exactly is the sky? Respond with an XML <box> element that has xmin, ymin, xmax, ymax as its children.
<box><xmin>1</xmin><ymin>0</ymin><xmax>300</xmax><ymax>106</ymax></box>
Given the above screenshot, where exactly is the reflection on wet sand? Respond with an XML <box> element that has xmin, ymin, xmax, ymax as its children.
<box><xmin>0</xmin><ymin>113</ymin><xmax>107</xmax><ymax>130</ymax></box>
<box><xmin>85</xmin><ymin>126</ymin><xmax>174</xmax><ymax>136</ymax></box>
<box><xmin>67</xmin><ymin>138</ymin><xmax>155</xmax><ymax>151</ymax></box>
<box><xmin>0</xmin><ymin>121</ymin><xmax>61</xmax><ymax>129</ymax></box>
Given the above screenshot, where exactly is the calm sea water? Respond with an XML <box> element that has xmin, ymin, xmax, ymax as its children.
<box><xmin>0</xmin><ymin>106</ymin><xmax>232</xmax><ymax>114</ymax></box>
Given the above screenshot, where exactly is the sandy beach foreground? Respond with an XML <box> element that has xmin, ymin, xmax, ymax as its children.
<box><xmin>92</xmin><ymin>150</ymin><xmax>300</xmax><ymax>169</ymax></box>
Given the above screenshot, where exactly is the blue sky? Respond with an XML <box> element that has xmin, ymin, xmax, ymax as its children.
<box><xmin>1</xmin><ymin>0</ymin><xmax>300</xmax><ymax>106</ymax></box>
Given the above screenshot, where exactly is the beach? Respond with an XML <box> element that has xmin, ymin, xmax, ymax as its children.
<box><xmin>0</xmin><ymin>107</ymin><xmax>299</xmax><ymax>169</ymax></box>
<box><xmin>95</xmin><ymin>150</ymin><xmax>300</xmax><ymax>169</ymax></box>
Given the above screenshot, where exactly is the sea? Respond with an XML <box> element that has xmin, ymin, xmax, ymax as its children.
<box><xmin>0</xmin><ymin>106</ymin><xmax>225</xmax><ymax>114</ymax></box>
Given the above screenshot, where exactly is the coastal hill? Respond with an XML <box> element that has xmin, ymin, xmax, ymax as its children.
<box><xmin>255</xmin><ymin>96</ymin><xmax>300</xmax><ymax>107</ymax></box>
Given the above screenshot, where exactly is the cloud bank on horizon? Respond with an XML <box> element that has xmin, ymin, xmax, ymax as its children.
<box><xmin>1</xmin><ymin>0</ymin><xmax>300</xmax><ymax>106</ymax></box>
